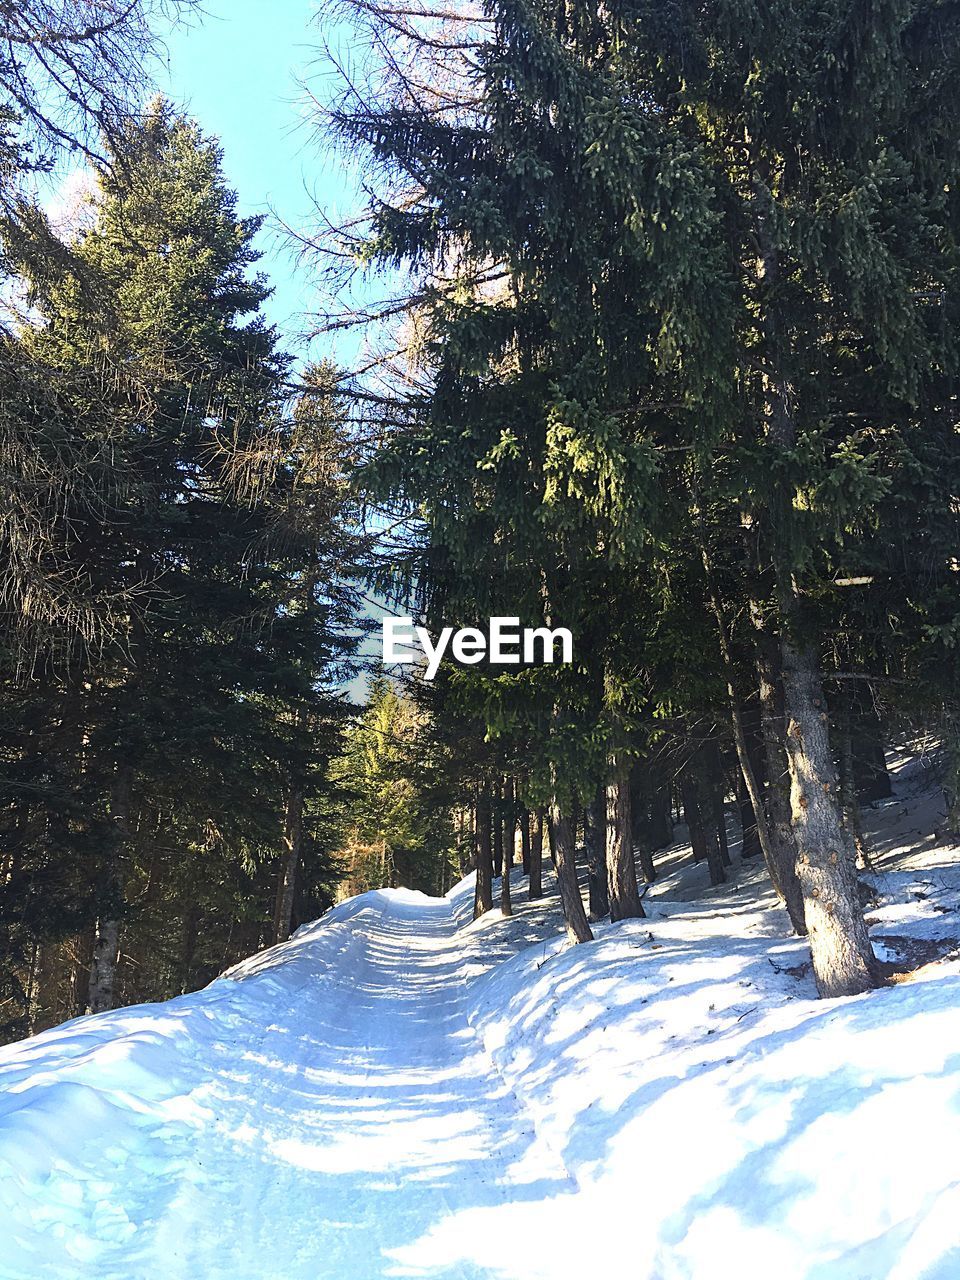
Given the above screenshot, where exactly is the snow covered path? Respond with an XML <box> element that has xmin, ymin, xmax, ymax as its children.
<box><xmin>0</xmin><ymin>889</ymin><xmax>581</xmax><ymax>1280</ymax></box>
<box><xmin>8</xmin><ymin>754</ymin><xmax>960</xmax><ymax>1280</ymax></box>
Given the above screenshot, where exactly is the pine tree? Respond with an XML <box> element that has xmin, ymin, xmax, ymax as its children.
<box><xmin>1</xmin><ymin>102</ymin><xmax>359</xmax><ymax>1029</ymax></box>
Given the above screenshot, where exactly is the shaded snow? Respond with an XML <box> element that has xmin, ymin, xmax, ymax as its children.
<box><xmin>3</xmin><ymin>748</ymin><xmax>960</xmax><ymax>1278</ymax></box>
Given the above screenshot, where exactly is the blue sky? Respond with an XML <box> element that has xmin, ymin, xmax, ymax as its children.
<box><xmin>159</xmin><ymin>0</ymin><xmax>354</xmax><ymax>356</ymax></box>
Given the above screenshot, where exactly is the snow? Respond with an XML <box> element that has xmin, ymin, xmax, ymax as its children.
<box><xmin>3</xmin><ymin>748</ymin><xmax>960</xmax><ymax>1278</ymax></box>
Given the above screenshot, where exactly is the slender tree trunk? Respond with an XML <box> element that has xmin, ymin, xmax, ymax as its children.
<box><xmin>736</xmin><ymin>699</ymin><xmax>764</xmax><ymax>858</ymax></box>
<box><xmin>682</xmin><ymin>771</ymin><xmax>706</xmax><ymax>864</ymax></box>
<box><xmin>708</xmin><ymin>739</ymin><xmax>731</xmax><ymax>867</ymax></box>
<box><xmin>649</xmin><ymin>770</ymin><xmax>673</xmax><ymax>850</ymax></box>
<box><xmin>474</xmin><ymin>782</ymin><xmax>493</xmax><ymax>918</ymax></box>
<box><xmin>682</xmin><ymin>753</ymin><xmax>725</xmax><ymax>886</ymax></box>
<box><xmin>492</xmin><ymin>778</ymin><xmax>504</xmax><ymax>880</ymax></box>
<box><xmin>737</xmin><ymin>772</ymin><xmax>762</xmax><ymax>859</ymax></box>
<box><xmin>274</xmin><ymin>784</ymin><xmax>303</xmax><ymax>944</ymax></box>
<box><xmin>180</xmin><ymin>903</ymin><xmax>201</xmax><ymax>992</ymax></box>
<box><xmin>529</xmin><ymin>809</ymin><xmax>544</xmax><ymax>900</ymax></box>
<box><xmin>70</xmin><ymin>927</ymin><xmax>94</xmax><ymax>1018</ymax></box>
<box><xmin>837</xmin><ymin>692</ymin><xmax>873</xmax><ymax>871</ymax></box>
<box><xmin>520</xmin><ymin>807</ymin><xmax>531</xmax><ymax>875</ymax></box>
<box><xmin>714</xmin><ymin>786</ymin><xmax>731</xmax><ymax>868</ymax></box>
<box><xmin>699</xmin><ymin>518</ymin><xmax>803</xmax><ymax>924</ymax></box>
<box><xmin>584</xmin><ymin>786</ymin><xmax>609</xmax><ymax>920</ymax></box>
<box><xmin>88</xmin><ymin>771</ymin><xmax>128</xmax><ymax>1014</ymax></box>
<box><xmin>549</xmin><ymin>802</ymin><xmax>593</xmax><ymax>943</ymax></box>
<box><xmin>629</xmin><ymin>761</ymin><xmax>659</xmax><ymax>881</ymax></box>
<box><xmin>500</xmin><ymin>778</ymin><xmax>514</xmax><ymax>917</ymax></box>
<box><xmin>850</xmin><ymin>688</ymin><xmax>892</xmax><ymax>802</ymax></box>
<box><xmin>606</xmin><ymin>753</ymin><xmax>644</xmax><ymax>919</ymax></box>
<box><xmin>753</xmin><ymin>638</ymin><xmax>808</xmax><ymax>932</ymax></box>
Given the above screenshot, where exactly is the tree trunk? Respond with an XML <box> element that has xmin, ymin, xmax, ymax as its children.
<box><xmin>274</xmin><ymin>785</ymin><xmax>303</xmax><ymax>944</ymax></box>
<box><xmin>584</xmin><ymin>786</ymin><xmax>609</xmax><ymax>920</ymax></box>
<box><xmin>549</xmin><ymin>802</ymin><xmax>593</xmax><ymax>943</ymax></box>
<box><xmin>708</xmin><ymin>739</ymin><xmax>731</xmax><ymax>867</ymax></box>
<box><xmin>755</xmin><ymin>638</ymin><xmax>808</xmax><ymax>933</ymax></box>
<box><xmin>682</xmin><ymin>772</ymin><xmax>706</xmax><ymax>864</ymax></box>
<box><xmin>629</xmin><ymin>761</ymin><xmax>659</xmax><ymax>881</ymax></box>
<box><xmin>715</xmin><ymin>787</ymin><xmax>731</xmax><ymax>868</ymax></box>
<box><xmin>492</xmin><ymin>778</ymin><xmax>503</xmax><ymax>879</ymax></box>
<box><xmin>752</xmin><ymin>166</ymin><xmax>873</xmax><ymax>993</ymax></box>
<box><xmin>180</xmin><ymin>903</ymin><xmax>202</xmax><ymax>992</ymax></box>
<box><xmin>529</xmin><ymin>809</ymin><xmax>544</xmax><ymax>900</ymax></box>
<box><xmin>737</xmin><ymin>771</ymin><xmax>762</xmax><ymax>859</ymax></box>
<box><xmin>500</xmin><ymin>778</ymin><xmax>514</xmax><ymax>917</ymax></box>
<box><xmin>682</xmin><ymin>754</ymin><xmax>725</xmax><ymax>886</ymax></box>
<box><xmin>649</xmin><ymin>770</ymin><xmax>673</xmax><ymax>850</ymax></box>
<box><xmin>520</xmin><ymin>806</ymin><xmax>531</xmax><ymax>874</ymax></box>
<box><xmin>88</xmin><ymin>771</ymin><xmax>128</xmax><ymax>1015</ymax></box>
<box><xmin>87</xmin><ymin>917</ymin><xmax>120</xmax><ymax>1015</ymax></box>
<box><xmin>698</xmin><ymin>517</ymin><xmax>803</xmax><ymax>923</ymax></box>
<box><xmin>850</xmin><ymin>687</ymin><xmax>892</xmax><ymax>802</ymax></box>
<box><xmin>837</xmin><ymin>692</ymin><xmax>873</xmax><ymax>871</ymax></box>
<box><xmin>780</xmin><ymin>634</ymin><xmax>877</xmax><ymax>995</ymax></box>
<box><xmin>606</xmin><ymin>753</ymin><xmax>644</xmax><ymax>919</ymax></box>
<box><xmin>474</xmin><ymin>782</ymin><xmax>493</xmax><ymax>918</ymax></box>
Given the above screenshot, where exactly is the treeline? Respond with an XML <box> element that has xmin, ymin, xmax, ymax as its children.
<box><xmin>312</xmin><ymin>0</ymin><xmax>960</xmax><ymax>997</ymax></box>
<box><xmin>0</xmin><ymin>8</ymin><xmax>363</xmax><ymax>1039</ymax></box>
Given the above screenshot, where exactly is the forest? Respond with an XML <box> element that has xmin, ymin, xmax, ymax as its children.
<box><xmin>3</xmin><ymin>2</ymin><xmax>960</xmax><ymax>1277</ymax></box>
<box><xmin>0</xmin><ymin>0</ymin><xmax>959</xmax><ymax>1042</ymax></box>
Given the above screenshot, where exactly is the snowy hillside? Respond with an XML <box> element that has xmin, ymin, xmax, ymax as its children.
<box><xmin>3</xmin><ymin>751</ymin><xmax>960</xmax><ymax>1279</ymax></box>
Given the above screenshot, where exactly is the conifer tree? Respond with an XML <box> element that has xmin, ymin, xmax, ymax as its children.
<box><xmin>324</xmin><ymin>0</ymin><xmax>960</xmax><ymax>994</ymax></box>
<box><xmin>1</xmin><ymin>102</ymin><xmax>359</xmax><ymax>1029</ymax></box>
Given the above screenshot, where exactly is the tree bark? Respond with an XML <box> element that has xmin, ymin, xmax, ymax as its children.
<box><xmin>549</xmin><ymin>801</ymin><xmax>593</xmax><ymax>943</ymax></box>
<box><xmin>88</xmin><ymin>916</ymin><xmax>120</xmax><ymax>1014</ymax></box>
<box><xmin>780</xmin><ymin>634</ymin><xmax>877</xmax><ymax>995</ymax></box>
<box><xmin>606</xmin><ymin>753</ymin><xmax>644</xmax><ymax>919</ymax></box>
<box><xmin>474</xmin><ymin>782</ymin><xmax>493</xmax><ymax>917</ymax></box>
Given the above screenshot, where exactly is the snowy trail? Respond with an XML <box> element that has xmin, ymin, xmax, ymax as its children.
<box><xmin>9</xmin><ymin>755</ymin><xmax>960</xmax><ymax>1280</ymax></box>
<box><xmin>0</xmin><ymin>889</ymin><xmax>581</xmax><ymax>1280</ymax></box>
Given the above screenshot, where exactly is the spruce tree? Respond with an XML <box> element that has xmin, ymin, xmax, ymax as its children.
<box><xmin>1</xmin><ymin>102</ymin><xmax>359</xmax><ymax>1027</ymax></box>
